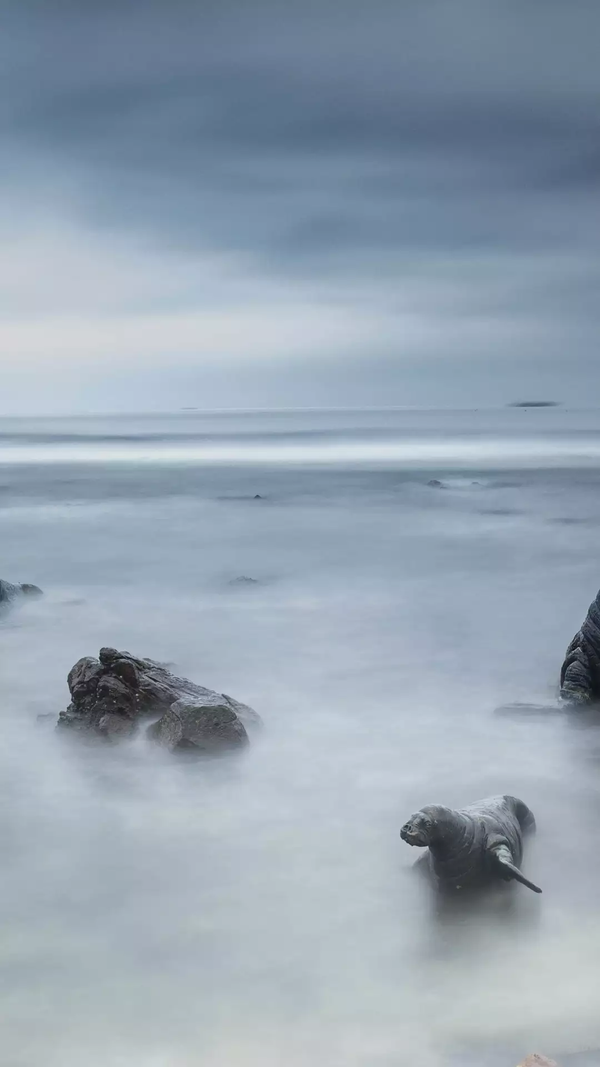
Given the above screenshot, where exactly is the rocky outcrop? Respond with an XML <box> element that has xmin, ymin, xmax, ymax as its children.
<box><xmin>560</xmin><ymin>589</ymin><xmax>600</xmax><ymax>703</ymax></box>
<box><xmin>0</xmin><ymin>579</ymin><xmax>43</xmax><ymax>605</ymax></box>
<box><xmin>57</xmin><ymin>646</ymin><xmax>260</xmax><ymax>744</ymax></box>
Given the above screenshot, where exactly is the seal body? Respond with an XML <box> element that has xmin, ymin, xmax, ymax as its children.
<box><xmin>401</xmin><ymin>794</ymin><xmax>541</xmax><ymax>893</ymax></box>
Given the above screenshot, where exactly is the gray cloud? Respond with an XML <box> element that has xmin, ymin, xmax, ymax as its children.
<box><xmin>1</xmin><ymin>1</ymin><xmax>600</xmax><ymax>411</ymax></box>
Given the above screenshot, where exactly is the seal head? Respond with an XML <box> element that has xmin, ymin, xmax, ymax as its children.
<box><xmin>400</xmin><ymin>814</ymin><xmax>433</xmax><ymax>846</ymax></box>
<box><xmin>400</xmin><ymin>805</ymin><xmax>455</xmax><ymax>847</ymax></box>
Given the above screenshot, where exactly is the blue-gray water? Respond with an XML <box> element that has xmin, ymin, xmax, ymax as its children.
<box><xmin>2</xmin><ymin>408</ymin><xmax>600</xmax><ymax>1067</ymax></box>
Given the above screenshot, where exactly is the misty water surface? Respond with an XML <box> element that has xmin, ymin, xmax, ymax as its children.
<box><xmin>2</xmin><ymin>408</ymin><xmax>600</xmax><ymax>1067</ymax></box>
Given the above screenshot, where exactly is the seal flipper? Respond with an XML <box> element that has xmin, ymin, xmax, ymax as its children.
<box><xmin>488</xmin><ymin>844</ymin><xmax>542</xmax><ymax>894</ymax></box>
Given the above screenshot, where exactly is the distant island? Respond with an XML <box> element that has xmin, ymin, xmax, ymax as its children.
<box><xmin>508</xmin><ymin>401</ymin><xmax>560</xmax><ymax>408</ymax></box>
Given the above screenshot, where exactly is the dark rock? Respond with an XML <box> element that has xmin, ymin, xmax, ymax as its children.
<box><xmin>560</xmin><ymin>589</ymin><xmax>600</xmax><ymax>704</ymax></box>
<box><xmin>68</xmin><ymin>656</ymin><xmax>104</xmax><ymax>701</ymax></box>
<box><xmin>98</xmin><ymin>646</ymin><xmax>121</xmax><ymax>666</ymax></box>
<box><xmin>427</xmin><ymin>479</ymin><xmax>444</xmax><ymax>488</ymax></box>
<box><xmin>228</xmin><ymin>576</ymin><xmax>259</xmax><ymax>586</ymax></box>
<box><xmin>0</xmin><ymin>579</ymin><xmax>43</xmax><ymax>606</ymax></box>
<box><xmin>149</xmin><ymin>697</ymin><xmax>248</xmax><ymax>754</ymax></box>
<box><xmin>254</xmin><ymin>494</ymin><xmax>263</xmax><ymax>499</ymax></box>
<box><xmin>57</xmin><ymin>647</ymin><xmax>260</xmax><ymax>743</ymax></box>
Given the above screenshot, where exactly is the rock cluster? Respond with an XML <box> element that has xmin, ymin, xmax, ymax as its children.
<box><xmin>57</xmin><ymin>646</ymin><xmax>260</xmax><ymax>751</ymax></box>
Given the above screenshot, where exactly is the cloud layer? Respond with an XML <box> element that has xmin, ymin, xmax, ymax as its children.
<box><xmin>2</xmin><ymin>1</ymin><xmax>599</xmax><ymax>412</ymax></box>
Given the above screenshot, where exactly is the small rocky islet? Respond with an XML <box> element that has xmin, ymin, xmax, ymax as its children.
<box><xmin>57</xmin><ymin>646</ymin><xmax>261</xmax><ymax>754</ymax></box>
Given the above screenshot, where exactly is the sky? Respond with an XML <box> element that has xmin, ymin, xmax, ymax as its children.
<box><xmin>1</xmin><ymin>0</ymin><xmax>599</xmax><ymax>413</ymax></box>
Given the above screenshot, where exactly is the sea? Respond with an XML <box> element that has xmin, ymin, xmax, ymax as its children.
<box><xmin>2</xmin><ymin>406</ymin><xmax>600</xmax><ymax>1067</ymax></box>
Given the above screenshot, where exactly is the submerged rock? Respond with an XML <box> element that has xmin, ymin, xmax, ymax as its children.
<box><xmin>560</xmin><ymin>589</ymin><xmax>600</xmax><ymax>704</ymax></box>
<box><xmin>0</xmin><ymin>579</ymin><xmax>43</xmax><ymax>606</ymax></box>
<box><xmin>427</xmin><ymin>479</ymin><xmax>444</xmax><ymax>488</ymax></box>
<box><xmin>228</xmin><ymin>576</ymin><xmax>259</xmax><ymax>586</ymax></box>
<box><xmin>57</xmin><ymin>647</ymin><xmax>260</xmax><ymax>743</ymax></box>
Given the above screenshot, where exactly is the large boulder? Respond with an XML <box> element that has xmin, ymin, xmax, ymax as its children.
<box><xmin>560</xmin><ymin>589</ymin><xmax>600</xmax><ymax>703</ymax></box>
<box><xmin>57</xmin><ymin>646</ymin><xmax>260</xmax><ymax>744</ymax></box>
<box><xmin>0</xmin><ymin>579</ymin><xmax>43</xmax><ymax>606</ymax></box>
<box><xmin>148</xmin><ymin>697</ymin><xmax>248</xmax><ymax>754</ymax></box>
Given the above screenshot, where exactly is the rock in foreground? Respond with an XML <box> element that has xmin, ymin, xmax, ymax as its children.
<box><xmin>560</xmin><ymin>589</ymin><xmax>600</xmax><ymax>703</ymax></box>
<box><xmin>57</xmin><ymin>646</ymin><xmax>260</xmax><ymax>745</ymax></box>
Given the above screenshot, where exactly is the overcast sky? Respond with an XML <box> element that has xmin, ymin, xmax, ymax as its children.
<box><xmin>1</xmin><ymin>1</ymin><xmax>599</xmax><ymax>413</ymax></box>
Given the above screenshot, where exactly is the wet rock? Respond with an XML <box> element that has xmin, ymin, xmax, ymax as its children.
<box><xmin>560</xmin><ymin>589</ymin><xmax>600</xmax><ymax>704</ymax></box>
<box><xmin>149</xmin><ymin>697</ymin><xmax>248</xmax><ymax>754</ymax></box>
<box><xmin>228</xmin><ymin>576</ymin><xmax>259</xmax><ymax>586</ymax></box>
<box><xmin>427</xmin><ymin>479</ymin><xmax>444</xmax><ymax>488</ymax></box>
<box><xmin>57</xmin><ymin>647</ymin><xmax>261</xmax><ymax>743</ymax></box>
<box><xmin>0</xmin><ymin>579</ymin><xmax>43</xmax><ymax>606</ymax></box>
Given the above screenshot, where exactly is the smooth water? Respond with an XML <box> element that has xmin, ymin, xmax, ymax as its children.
<box><xmin>2</xmin><ymin>408</ymin><xmax>600</xmax><ymax>1067</ymax></box>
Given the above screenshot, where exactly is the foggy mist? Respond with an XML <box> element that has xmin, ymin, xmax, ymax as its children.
<box><xmin>2</xmin><ymin>411</ymin><xmax>600</xmax><ymax>1065</ymax></box>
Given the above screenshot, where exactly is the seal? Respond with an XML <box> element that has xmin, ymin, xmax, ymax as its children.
<box><xmin>400</xmin><ymin>794</ymin><xmax>542</xmax><ymax>894</ymax></box>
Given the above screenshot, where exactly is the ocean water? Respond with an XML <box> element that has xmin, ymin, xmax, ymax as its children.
<box><xmin>2</xmin><ymin>407</ymin><xmax>600</xmax><ymax>1067</ymax></box>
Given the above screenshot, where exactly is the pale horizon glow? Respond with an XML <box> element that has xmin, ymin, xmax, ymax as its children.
<box><xmin>3</xmin><ymin>435</ymin><xmax>600</xmax><ymax>469</ymax></box>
